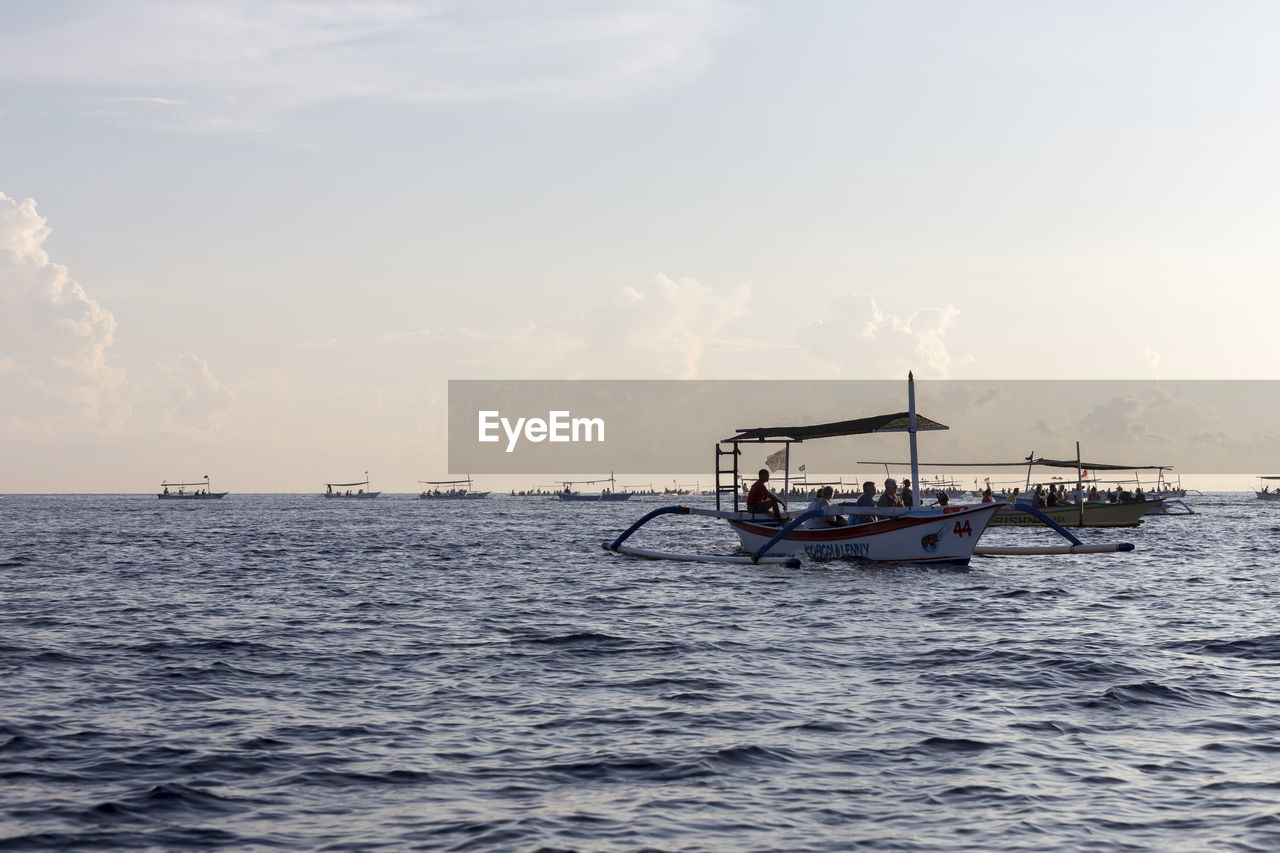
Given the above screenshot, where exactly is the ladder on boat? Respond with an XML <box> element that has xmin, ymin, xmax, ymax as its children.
<box><xmin>715</xmin><ymin>443</ymin><xmax>741</xmax><ymax>512</ymax></box>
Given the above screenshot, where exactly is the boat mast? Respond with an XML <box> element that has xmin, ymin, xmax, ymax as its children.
<box><xmin>1076</xmin><ymin>442</ymin><xmax>1084</xmax><ymax>526</ymax></box>
<box><xmin>908</xmin><ymin>371</ymin><xmax>920</xmax><ymax>508</ymax></box>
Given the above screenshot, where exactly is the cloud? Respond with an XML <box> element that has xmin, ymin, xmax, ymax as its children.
<box><xmin>156</xmin><ymin>352</ymin><xmax>237</xmax><ymax>429</ymax></box>
<box><xmin>0</xmin><ymin>192</ymin><xmax>128</xmax><ymax>430</ymax></box>
<box><xmin>799</xmin><ymin>293</ymin><xmax>963</xmax><ymax>379</ymax></box>
<box><xmin>2</xmin><ymin>1</ymin><xmax>749</xmax><ymax>131</ymax></box>
<box><xmin>296</xmin><ymin>273</ymin><xmax>750</xmax><ymax>378</ymax></box>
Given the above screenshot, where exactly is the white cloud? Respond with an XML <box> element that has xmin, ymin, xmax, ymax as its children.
<box><xmin>296</xmin><ymin>272</ymin><xmax>750</xmax><ymax>378</ymax></box>
<box><xmin>0</xmin><ymin>192</ymin><xmax>128</xmax><ymax>429</ymax></box>
<box><xmin>156</xmin><ymin>352</ymin><xmax>237</xmax><ymax>429</ymax></box>
<box><xmin>799</xmin><ymin>292</ymin><xmax>963</xmax><ymax>379</ymax></box>
<box><xmin>1</xmin><ymin>1</ymin><xmax>748</xmax><ymax>131</ymax></box>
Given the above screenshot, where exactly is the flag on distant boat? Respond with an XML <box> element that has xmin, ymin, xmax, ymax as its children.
<box><xmin>765</xmin><ymin>448</ymin><xmax>787</xmax><ymax>472</ymax></box>
<box><xmin>798</xmin><ymin>464</ymin><xmax>806</xmax><ymax>472</ymax></box>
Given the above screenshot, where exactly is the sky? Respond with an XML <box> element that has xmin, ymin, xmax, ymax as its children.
<box><xmin>2</xmin><ymin>1</ymin><xmax>1279</xmax><ymax>492</ymax></box>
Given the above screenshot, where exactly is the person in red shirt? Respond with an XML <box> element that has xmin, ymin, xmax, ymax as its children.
<box><xmin>746</xmin><ymin>469</ymin><xmax>786</xmax><ymax>523</ymax></box>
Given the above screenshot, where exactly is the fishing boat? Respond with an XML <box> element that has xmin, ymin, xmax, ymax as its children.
<box><xmin>557</xmin><ymin>474</ymin><xmax>633</xmax><ymax>501</ymax></box>
<box><xmin>322</xmin><ymin>474</ymin><xmax>380</xmax><ymax>499</ymax></box>
<box><xmin>1258</xmin><ymin>477</ymin><xmax>1280</xmax><ymax>501</ymax></box>
<box><xmin>604</xmin><ymin>374</ymin><xmax>1133</xmax><ymax>567</ymax></box>
<box><xmin>861</xmin><ymin>449</ymin><xmax>1177</xmax><ymax>526</ymax></box>
<box><xmin>418</xmin><ymin>477</ymin><xmax>490</xmax><ymax>499</ymax></box>
<box><xmin>158</xmin><ymin>475</ymin><xmax>227</xmax><ymax>499</ymax></box>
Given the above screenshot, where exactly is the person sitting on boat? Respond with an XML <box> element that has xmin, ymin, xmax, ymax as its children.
<box><xmin>877</xmin><ymin>478</ymin><xmax>902</xmax><ymax>508</ymax></box>
<box><xmin>901</xmin><ymin>478</ymin><xmax>914</xmax><ymax>508</ymax></box>
<box><xmin>1134</xmin><ymin>486</ymin><xmax>1146</xmax><ymax>501</ymax></box>
<box><xmin>163</xmin><ymin>486</ymin><xmax>169</xmax><ymax>495</ymax></box>
<box><xmin>981</xmin><ymin>487</ymin><xmax>993</xmax><ymax>503</ymax></box>
<box><xmin>803</xmin><ymin>486</ymin><xmax>844</xmax><ymax>528</ymax></box>
<box><xmin>936</xmin><ymin>492</ymin><xmax>949</xmax><ymax>506</ymax></box>
<box><xmin>1087</xmin><ymin>485</ymin><xmax>1100</xmax><ymax>501</ymax></box>
<box><xmin>746</xmin><ymin>469</ymin><xmax>786</xmax><ymax>522</ymax></box>
<box><xmin>1032</xmin><ymin>485</ymin><xmax>1047</xmax><ymax>508</ymax></box>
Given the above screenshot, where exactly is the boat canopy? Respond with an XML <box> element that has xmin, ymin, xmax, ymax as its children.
<box><xmin>1261</xmin><ymin>476</ymin><xmax>1280</xmax><ymax>480</ymax></box>
<box><xmin>326</xmin><ymin>480</ymin><xmax>369</xmax><ymax>487</ymax></box>
<box><xmin>859</xmin><ymin>458</ymin><xmax>1170</xmax><ymax>471</ymax></box>
<box><xmin>420</xmin><ymin>479</ymin><xmax>471</xmax><ymax>486</ymax></box>
<box><xmin>725</xmin><ymin>411</ymin><xmax>948</xmax><ymax>443</ymax></box>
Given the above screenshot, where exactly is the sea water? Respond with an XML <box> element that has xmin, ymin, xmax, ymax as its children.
<box><xmin>2</xmin><ymin>493</ymin><xmax>1278</xmax><ymax>850</ymax></box>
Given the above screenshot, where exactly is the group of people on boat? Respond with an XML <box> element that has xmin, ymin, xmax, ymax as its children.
<box><xmin>162</xmin><ymin>486</ymin><xmax>208</xmax><ymax>496</ymax></box>
<box><xmin>325</xmin><ymin>485</ymin><xmax>364</xmax><ymax>496</ymax></box>
<box><xmin>747</xmin><ymin>471</ymin><xmax>966</xmax><ymax>528</ymax></box>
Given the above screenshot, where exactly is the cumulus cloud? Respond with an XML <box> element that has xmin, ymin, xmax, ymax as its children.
<box><xmin>1</xmin><ymin>1</ymin><xmax>748</xmax><ymax>131</ymax></box>
<box><xmin>0</xmin><ymin>192</ymin><xmax>128</xmax><ymax>429</ymax></box>
<box><xmin>799</xmin><ymin>293</ymin><xmax>962</xmax><ymax>378</ymax></box>
<box><xmin>298</xmin><ymin>273</ymin><xmax>751</xmax><ymax>378</ymax></box>
<box><xmin>156</xmin><ymin>352</ymin><xmax>237</xmax><ymax>429</ymax></box>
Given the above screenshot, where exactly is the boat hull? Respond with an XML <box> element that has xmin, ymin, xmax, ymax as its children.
<box><xmin>1258</xmin><ymin>491</ymin><xmax>1280</xmax><ymax>501</ymax></box>
<box><xmin>558</xmin><ymin>493</ymin><xmax>633</xmax><ymax>502</ymax></box>
<box><xmin>728</xmin><ymin>504</ymin><xmax>1001</xmax><ymax>565</ymax></box>
<box><xmin>321</xmin><ymin>492</ymin><xmax>381</xmax><ymax>499</ymax></box>
<box><xmin>158</xmin><ymin>492</ymin><xmax>228</xmax><ymax>499</ymax></box>
<box><xmin>989</xmin><ymin>500</ymin><xmax>1159</xmax><ymax>528</ymax></box>
<box><xmin>418</xmin><ymin>492</ymin><xmax>490</xmax><ymax>500</ymax></box>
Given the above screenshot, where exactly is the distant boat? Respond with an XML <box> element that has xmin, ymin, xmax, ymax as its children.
<box><xmin>556</xmin><ymin>473</ymin><xmax>633</xmax><ymax>501</ymax></box>
<box><xmin>159</xmin><ymin>475</ymin><xmax>227</xmax><ymax>500</ymax></box>
<box><xmin>988</xmin><ymin>499</ymin><xmax>1160</xmax><ymax>528</ymax></box>
<box><xmin>323</xmin><ymin>474</ymin><xmax>380</xmax><ymax>499</ymax></box>
<box><xmin>418</xmin><ymin>476</ymin><xmax>490</xmax><ymax>500</ymax></box>
<box><xmin>1258</xmin><ymin>477</ymin><xmax>1280</xmax><ymax>501</ymax></box>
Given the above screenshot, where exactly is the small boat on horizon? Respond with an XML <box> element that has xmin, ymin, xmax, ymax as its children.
<box><xmin>323</xmin><ymin>474</ymin><xmax>380</xmax><ymax>499</ymax></box>
<box><xmin>556</xmin><ymin>473</ymin><xmax>633</xmax><ymax>502</ymax></box>
<box><xmin>418</xmin><ymin>476</ymin><xmax>490</xmax><ymax>500</ymax></box>
<box><xmin>159</xmin><ymin>476</ymin><xmax>227</xmax><ymax>500</ymax></box>
<box><xmin>1258</xmin><ymin>476</ymin><xmax>1280</xmax><ymax>501</ymax></box>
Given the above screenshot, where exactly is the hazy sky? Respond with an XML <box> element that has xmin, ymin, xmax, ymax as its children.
<box><xmin>3</xmin><ymin>1</ymin><xmax>1279</xmax><ymax>492</ymax></box>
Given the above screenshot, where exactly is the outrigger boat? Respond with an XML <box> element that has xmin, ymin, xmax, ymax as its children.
<box><xmin>861</xmin><ymin>449</ymin><xmax>1181</xmax><ymax>526</ymax></box>
<box><xmin>604</xmin><ymin>374</ymin><xmax>1135</xmax><ymax>567</ymax></box>
<box><xmin>1258</xmin><ymin>477</ymin><xmax>1280</xmax><ymax>501</ymax></box>
<box><xmin>557</xmin><ymin>473</ymin><xmax>633</xmax><ymax>502</ymax></box>
<box><xmin>158</xmin><ymin>475</ymin><xmax>227</xmax><ymax>499</ymax></box>
<box><xmin>418</xmin><ymin>476</ymin><xmax>490</xmax><ymax>499</ymax></box>
<box><xmin>322</xmin><ymin>475</ymin><xmax>380</xmax><ymax>499</ymax></box>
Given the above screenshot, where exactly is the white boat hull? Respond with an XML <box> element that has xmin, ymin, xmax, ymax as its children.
<box><xmin>158</xmin><ymin>492</ymin><xmax>228</xmax><ymax>500</ymax></box>
<box><xmin>322</xmin><ymin>492</ymin><xmax>381</xmax><ymax>499</ymax></box>
<box><xmin>418</xmin><ymin>492</ymin><xmax>490</xmax><ymax>500</ymax></box>
<box><xmin>1258</xmin><ymin>491</ymin><xmax>1280</xmax><ymax>501</ymax></box>
<box><xmin>558</xmin><ymin>493</ymin><xmax>633</xmax><ymax>502</ymax></box>
<box><xmin>727</xmin><ymin>503</ymin><xmax>1001</xmax><ymax>565</ymax></box>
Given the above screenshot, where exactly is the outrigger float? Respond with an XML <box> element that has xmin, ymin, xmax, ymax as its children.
<box><xmin>603</xmin><ymin>374</ymin><xmax>1135</xmax><ymax>568</ymax></box>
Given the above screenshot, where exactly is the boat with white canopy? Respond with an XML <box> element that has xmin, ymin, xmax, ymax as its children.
<box><xmin>158</xmin><ymin>475</ymin><xmax>227</xmax><ymax>499</ymax></box>
<box><xmin>322</xmin><ymin>474</ymin><xmax>380</xmax><ymax>499</ymax></box>
<box><xmin>1258</xmin><ymin>477</ymin><xmax>1280</xmax><ymax>501</ymax></box>
<box><xmin>418</xmin><ymin>477</ymin><xmax>490</xmax><ymax>499</ymax></box>
<box><xmin>557</xmin><ymin>474</ymin><xmax>633</xmax><ymax>501</ymax></box>
<box><xmin>604</xmin><ymin>374</ymin><xmax>1135</xmax><ymax>567</ymax></box>
<box><xmin>860</xmin><ymin>449</ymin><xmax>1176</xmax><ymax>526</ymax></box>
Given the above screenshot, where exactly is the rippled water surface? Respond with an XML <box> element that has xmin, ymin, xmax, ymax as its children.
<box><xmin>3</xmin><ymin>493</ymin><xmax>1279</xmax><ymax>850</ymax></box>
